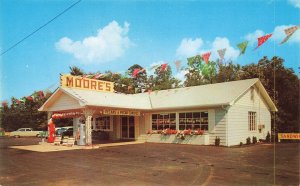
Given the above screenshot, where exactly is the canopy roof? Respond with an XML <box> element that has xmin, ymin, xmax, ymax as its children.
<box><xmin>39</xmin><ymin>78</ymin><xmax>277</xmax><ymax>112</ymax></box>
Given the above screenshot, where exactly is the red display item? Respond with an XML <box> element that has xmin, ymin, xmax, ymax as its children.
<box><xmin>47</xmin><ymin>118</ymin><xmax>55</xmax><ymax>143</ymax></box>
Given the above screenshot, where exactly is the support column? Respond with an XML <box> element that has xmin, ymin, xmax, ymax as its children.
<box><xmin>83</xmin><ymin>109</ymin><xmax>95</xmax><ymax>146</ymax></box>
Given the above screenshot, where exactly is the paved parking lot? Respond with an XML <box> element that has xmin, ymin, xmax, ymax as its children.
<box><xmin>0</xmin><ymin>138</ymin><xmax>299</xmax><ymax>186</ymax></box>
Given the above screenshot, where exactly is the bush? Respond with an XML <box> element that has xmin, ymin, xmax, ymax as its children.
<box><xmin>239</xmin><ymin>142</ymin><xmax>243</xmax><ymax>146</ymax></box>
<box><xmin>246</xmin><ymin>137</ymin><xmax>251</xmax><ymax>145</ymax></box>
<box><xmin>252</xmin><ymin>136</ymin><xmax>257</xmax><ymax>144</ymax></box>
<box><xmin>266</xmin><ymin>131</ymin><xmax>271</xmax><ymax>142</ymax></box>
<box><xmin>215</xmin><ymin>136</ymin><xmax>220</xmax><ymax>146</ymax></box>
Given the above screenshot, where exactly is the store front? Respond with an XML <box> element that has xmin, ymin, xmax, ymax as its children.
<box><xmin>39</xmin><ymin>76</ymin><xmax>277</xmax><ymax>146</ymax></box>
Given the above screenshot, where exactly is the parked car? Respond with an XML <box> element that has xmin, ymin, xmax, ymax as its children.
<box><xmin>61</xmin><ymin>128</ymin><xmax>74</xmax><ymax>138</ymax></box>
<box><xmin>10</xmin><ymin>128</ymin><xmax>43</xmax><ymax>138</ymax></box>
<box><xmin>56</xmin><ymin>126</ymin><xmax>73</xmax><ymax>136</ymax></box>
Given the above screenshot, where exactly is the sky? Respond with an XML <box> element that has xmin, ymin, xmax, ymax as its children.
<box><xmin>0</xmin><ymin>0</ymin><xmax>299</xmax><ymax>102</ymax></box>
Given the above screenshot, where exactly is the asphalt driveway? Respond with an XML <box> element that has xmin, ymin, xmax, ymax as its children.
<box><xmin>0</xmin><ymin>138</ymin><xmax>299</xmax><ymax>186</ymax></box>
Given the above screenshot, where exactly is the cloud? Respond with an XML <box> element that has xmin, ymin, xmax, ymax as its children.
<box><xmin>174</xmin><ymin>69</ymin><xmax>188</xmax><ymax>82</ymax></box>
<box><xmin>288</xmin><ymin>0</ymin><xmax>300</xmax><ymax>8</ymax></box>
<box><xmin>55</xmin><ymin>21</ymin><xmax>132</xmax><ymax>64</ymax></box>
<box><xmin>244</xmin><ymin>30</ymin><xmax>265</xmax><ymax>46</ymax></box>
<box><xmin>176</xmin><ymin>38</ymin><xmax>203</xmax><ymax>57</ymax></box>
<box><xmin>176</xmin><ymin>37</ymin><xmax>239</xmax><ymax>61</ymax></box>
<box><xmin>208</xmin><ymin>37</ymin><xmax>240</xmax><ymax>61</ymax></box>
<box><xmin>272</xmin><ymin>24</ymin><xmax>300</xmax><ymax>44</ymax></box>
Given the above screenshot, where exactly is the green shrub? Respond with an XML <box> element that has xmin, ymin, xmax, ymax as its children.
<box><xmin>246</xmin><ymin>137</ymin><xmax>251</xmax><ymax>145</ymax></box>
<box><xmin>215</xmin><ymin>136</ymin><xmax>220</xmax><ymax>146</ymax></box>
<box><xmin>239</xmin><ymin>142</ymin><xmax>243</xmax><ymax>146</ymax></box>
<box><xmin>252</xmin><ymin>136</ymin><xmax>257</xmax><ymax>144</ymax></box>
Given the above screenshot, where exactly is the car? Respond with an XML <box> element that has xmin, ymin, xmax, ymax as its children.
<box><xmin>10</xmin><ymin>128</ymin><xmax>43</xmax><ymax>138</ymax></box>
<box><xmin>61</xmin><ymin>128</ymin><xmax>74</xmax><ymax>138</ymax></box>
<box><xmin>56</xmin><ymin>126</ymin><xmax>73</xmax><ymax>136</ymax></box>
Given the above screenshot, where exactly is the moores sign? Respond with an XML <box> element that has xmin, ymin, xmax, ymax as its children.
<box><xmin>60</xmin><ymin>74</ymin><xmax>114</xmax><ymax>92</ymax></box>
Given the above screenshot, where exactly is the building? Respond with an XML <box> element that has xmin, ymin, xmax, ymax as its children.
<box><xmin>39</xmin><ymin>76</ymin><xmax>277</xmax><ymax>146</ymax></box>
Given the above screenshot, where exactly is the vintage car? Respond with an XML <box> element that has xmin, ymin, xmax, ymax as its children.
<box><xmin>10</xmin><ymin>128</ymin><xmax>42</xmax><ymax>138</ymax></box>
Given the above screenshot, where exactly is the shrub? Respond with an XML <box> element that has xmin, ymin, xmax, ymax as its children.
<box><xmin>239</xmin><ymin>142</ymin><xmax>243</xmax><ymax>146</ymax></box>
<box><xmin>246</xmin><ymin>137</ymin><xmax>251</xmax><ymax>145</ymax></box>
<box><xmin>266</xmin><ymin>131</ymin><xmax>271</xmax><ymax>142</ymax></box>
<box><xmin>215</xmin><ymin>136</ymin><xmax>220</xmax><ymax>146</ymax></box>
<box><xmin>252</xmin><ymin>136</ymin><xmax>257</xmax><ymax>144</ymax></box>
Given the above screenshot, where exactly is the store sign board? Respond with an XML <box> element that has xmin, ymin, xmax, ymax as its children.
<box><xmin>102</xmin><ymin>109</ymin><xmax>140</xmax><ymax>116</ymax></box>
<box><xmin>60</xmin><ymin>74</ymin><xmax>114</xmax><ymax>92</ymax></box>
<box><xmin>278</xmin><ymin>133</ymin><xmax>300</xmax><ymax>140</ymax></box>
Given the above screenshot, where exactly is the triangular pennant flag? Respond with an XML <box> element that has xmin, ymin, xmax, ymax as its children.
<box><xmin>132</xmin><ymin>68</ymin><xmax>141</xmax><ymax>78</ymax></box>
<box><xmin>237</xmin><ymin>41</ymin><xmax>248</xmax><ymax>55</ymax></box>
<box><xmin>201</xmin><ymin>52</ymin><xmax>211</xmax><ymax>64</ymax></box>
<box><xmin>217</xmin><ymin>48</ymin><xmax>226</xmax><ymax>60</ymax></box>
<box><xmin>93</xmin><ymin>73</ymin><xmax>103</xmax><ymax>79</ymax></box>
<box><xmin>175</xmin><ymin>60</ymin><xmax>181</xmax><ymax>71</ymax></box>
<box><xmin>1</xmin><ymin>101</ymin><xmax>8</xmax><ymax>107</ymax></box>
<box><xmin>161</xmin><ymin>63</ymin><xmax>167</xmax><ymax>72</ymax></box>
<box><xmin>255</xmin><ymin>33</ymin><xmax>272</xmax><ymax>50</ymax></box>
<box><xmin>20</xmin><ymin>98</ymin><xmax>26</xmax><ymax>103</ymax></box>
<box><xmin>16</xmin><ymin>99</ymin><xmax>21</xmax><ymax>104</ymax></box>
<box><xmin>39</xmin><ymin>91</ymin><xmax>44</xmax><ymax>99</ymax></box>
<box><xmin>280</xmin><ymin>25</ymin><xmax>299</xmax><ymax>44</ymax></box>
<box><xmin>26</xmin><ymin>96</ymin><xmax>33</xmax><ymax>101</ymax></box>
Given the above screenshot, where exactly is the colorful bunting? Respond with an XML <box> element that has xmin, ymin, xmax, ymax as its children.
<box><xmin>161</xmin><ymin>63</ymin><xmax>168</xmax><ymax>72</ymax></box>
<box><xmin>93</xmin><ymin>73</ymin><xmax>103</xmax><ymax>79</ymax></box>
<box><xmin>16</xmin><ymin>99</ymin><xmax>21</xmax><ymax>104</ymax></box>
<box><xmin>201</xmin><ymin>52</ymin><xmax>211</xmax><ymax>64</ymax></box>
<box><xmin>217</xmin><ymin>48</ymin><xmax>226</xmax><ymax>60</ymax></box>
<box><xmin>187</xmin><ymin>55</ymin><xmax>201</xmax><ymax>65</ymax></box>
<box><xmin>280</xmin><ymin>25</ymin><xmax>299</xmax><ymax>44</ymax></box>
<box><xmin>39</xmin><ymin>91</ymin><xmax>44</xmax><ymax>99</ymax></box>
<box><xmin>255</xmin><ymin>33</ymin><xmax>272</xmax><ymax>50</ymax></box>
<box><xmin>237</xmin><ymin>41</ymin><xmax>248</xmax><ymax>55</ymax></box>
<box><xmin>1</xmin><ymin>101</ymin><xmax>8</xmax><ymax>107</ymax></box>
<box><xmin>175</xmin><ymin>60</ymin><xmax>181</xmax><ymax>71</ymax></box>
<box><xmin>26</xmin><ymin>96</ymin><xmax>33</xmax><ymax>101</ymax></box>
<box><xmin>132</xmin><ymin>68</ymin><xmax>141</xmax><ymax>78</ymax></box>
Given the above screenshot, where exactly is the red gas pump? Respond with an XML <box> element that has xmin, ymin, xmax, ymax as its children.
<box><xmin>47</xmin><ymin>118</ymin><xmax>55</xmax><ymax>143</ymax></box>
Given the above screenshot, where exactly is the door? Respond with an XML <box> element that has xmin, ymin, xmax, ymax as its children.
<box><xmin>121</xmin><ymin>116</ymin><xmax>135</xmax><ymax>139</ymax></box>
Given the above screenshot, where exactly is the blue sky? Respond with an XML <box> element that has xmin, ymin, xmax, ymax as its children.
<box><xmin>1</xmin><ymin>0</ymin><xmax>299</xmax><ymax>102</ymax></box>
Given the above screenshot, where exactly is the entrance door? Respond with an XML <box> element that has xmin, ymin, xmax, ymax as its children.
<box><xmin>121</xmin><ymin>116</ymin><xmax>135</xmax><ymax>139</ymax></box>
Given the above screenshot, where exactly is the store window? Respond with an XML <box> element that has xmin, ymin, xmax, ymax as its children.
<box><xmin>179</xmin><ymin>112</ymin><xmax>208</xmax><ymax>130</ymax></box>
<box><xmin>152</xmin><ymin>113</ymin><xmax>176</xmax><ymax>130</ymax></box>
<box><xmin>94</xmin><ymin>116</ymin><xmax>112</xmax><ymax>131</ymax></box>
<box><xmin>248</xmin><ymin>112</ymin><xmax>256</xmax><ymax>131</ymax></box>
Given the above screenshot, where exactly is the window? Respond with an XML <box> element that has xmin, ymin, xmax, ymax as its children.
<box><xmin>179</xmin><ymin>112</ymin><xmax>208</xmax><ymax>130</ymax></box>
<box><xmin>248</xmin><ymin>112</ymin><xmax>256</xmax><ymax>131</ymax></box>
<box><xmin>95</xmin><ymin>116</ymin><xmax>112</xmax><ymax>131</ymax></box>
<box><xmin>152</xmin><ymin>113</ymin><xmax>176</xmax><ymax>130</ymax></box>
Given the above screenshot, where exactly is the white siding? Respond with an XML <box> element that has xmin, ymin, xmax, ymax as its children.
<box><xmin>227</xmin><ymin>87</ymin><xmax>271</xmax><ymax>146</ymax></box>
<box><xmin>209</xmin><ymin>109</ymin><xmax>227</xmax><ymax>146</ymax></box>
<box><xmin>47</xmin><ymin>93</ymin><xmax>83</xmax><ymax>111</ymax></box>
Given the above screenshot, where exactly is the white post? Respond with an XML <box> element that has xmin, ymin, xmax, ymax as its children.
<box><xmin>83</xmin><ymin>109</ymin><xmax>95</xmax><ymax>146</ymax></box>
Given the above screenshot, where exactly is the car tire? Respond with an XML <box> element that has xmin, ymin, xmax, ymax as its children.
<box><xmin>14</xmin><ymin>135</ymin><xmax>20</xmax><ymax>138</ymax></box>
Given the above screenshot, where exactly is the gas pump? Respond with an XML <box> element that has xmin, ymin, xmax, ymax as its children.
<box><xmin>76</xmin><ymin>123</ymin><xmax>86</xmax><ymax>146</ymax></box>
<box><xmin>47</xmin><ymin>118</ymin><xmax>55</xmax><ymax>143</ymax></box>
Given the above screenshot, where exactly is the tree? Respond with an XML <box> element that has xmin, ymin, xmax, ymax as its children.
<box><xmin>127</xmin><ymin>64</ymin><xmax>148</xmax><ymax>93</ymax></box>
<box><xmin>69</xmin><ymin>66</ymin><xmax>84</xmax><ymax>76</ymax></box>
<box><xmin>215</xmin><ymin>62</ymin><xmax>242</xmax><ymax>83</ymax></box>
<box><xmin>150</xmin><ymin>64</ymin><xmax>181</xmax><ymax>91</ymax></box>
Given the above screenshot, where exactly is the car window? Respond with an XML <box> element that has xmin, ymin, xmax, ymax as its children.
<box><xmin>26</xmin><ymin>129</ymin><xmax>32</xmax><ymax>131</ymax></box>
<box><xmin>19</xmin><ymin>129</ymin><xmax>25</xmax><ymax>131</ymax></box>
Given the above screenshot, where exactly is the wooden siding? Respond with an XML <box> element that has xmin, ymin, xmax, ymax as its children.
<box><xmin>47</xmin><ymin>93</ymin><xmax>83</xmax><ymax>111</ymax></box>
<box><xmin>209</xmin><ymin>109</ymin><xmax>227</xmax><ymax>146</ymax></box>
<box><xmin>228</xmin><ymin>87</ymin><xmax>271</xmax><ymax>146</ymax></box>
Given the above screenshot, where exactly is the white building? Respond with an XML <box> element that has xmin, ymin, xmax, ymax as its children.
<box><xmin>39</xmin><ymin>77</ymin><xmax>277</xmax><ymax>146</ymax></box>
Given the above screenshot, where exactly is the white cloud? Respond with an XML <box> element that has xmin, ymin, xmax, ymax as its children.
<box><xmin>174</xmin><ymin>69</ymin><xmax>188</xmax><ymax>82</ymax></box>
<box><xmin>272</xmin><ymin>24</ymin><xmax>300</xmax><ymax>44</ymax></box>
<box><xmin>208</xmin><ymin>37</ymin><xmax>240</xmax><ymax>61</ymax></box>
<box><xmin>176</xmin><ymin>38</ymin><xmax>203</xmax><ymax>57</ymax></box>
<box><xmin>288</xmin><ymin>0</ymin><xmax>300</xmax><ymax>8</ymax></box>
<box><xmin>244</xmin><ymin>30</ymin><xmax>265</xmax><ymax>46</ymax></box>
<box><xmin>176</xmin><ymin>37</ymin><xmax>239</xmax><ymax>61</ymax></box>
<box><xmin>55</xmin><ymin>21</ymin><xmax>132</xmax><ymax>64</ymax></box>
